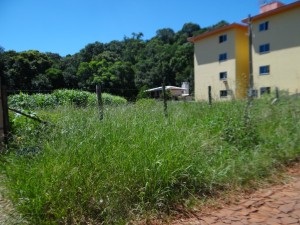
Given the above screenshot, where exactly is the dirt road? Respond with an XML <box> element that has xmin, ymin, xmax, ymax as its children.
<box><xmin>0</xmin><ymin>177</ymin><xmax>27</xmax><ymax>225</ymax></box>
<box><xmin>171</xmin><ymin>165</ymin><xmax>300</xmax><ymax>225</ymax></box>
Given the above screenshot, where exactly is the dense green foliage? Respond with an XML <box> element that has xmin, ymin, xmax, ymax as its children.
<box><xmin>0</xmin><ymin>21</ymin><xmax>229</xmax><ymax>99</ymax></box>
<box><xmin>1</xmin><ymin>97</ymin><xmax>300</xmax><ymax>224</ymax></box>
<box><xmin>8</xmin><ymin>89</ymin><xmax>127</xmax><ymax>109</ymax></box>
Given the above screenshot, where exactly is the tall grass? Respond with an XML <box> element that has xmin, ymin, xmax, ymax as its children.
<box><xmin>1</xmin><ymin>96</ymin><xmax>300</xmax><ymax>224</ymax></box>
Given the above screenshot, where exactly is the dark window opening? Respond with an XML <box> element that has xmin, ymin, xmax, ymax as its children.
<box><xmin>219</xmin><ymin>72</ymin><xmax>227</xmax><ymax>80</ymax></box>
<box><xmin>259</xmin><ymin>65</ymin><xmax>270</xmax><ymax>75</ymax></box>
<box><xmin>219</xmin><ymin>34</ymin><xmax>227</xmax><ymax>43</ymax></box>
<box><xmin>220</xmin><ymin>90</ymin><xmax>228</xmax><ymax>97</ymax></box>
<box><xmin>259</xmin><ymin>43</ymin><xmax>270</xmax><ymax>53</ymax></box>
<box><xmin>259</xmin><ymin>21</ymin><xmax>269</xmax><ymax>31</ymax></box>
<box><xmin>260</xmin><ymin>87</ymin><xmax>271</xmax><ymax>95</ymax></box>
<box><xmin>219</xmin><ymin>53</ymin><xmax>227</xmax><ymax>61</ymax></box>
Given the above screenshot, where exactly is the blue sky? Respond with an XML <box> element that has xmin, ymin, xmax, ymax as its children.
<box><xmin>0</xmin><ymin>0</ymin><xmax>295</xmax><ymax>56</ymax></box>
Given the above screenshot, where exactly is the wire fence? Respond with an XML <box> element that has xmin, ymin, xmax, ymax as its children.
<box><xmin>6</xmin><ymin>87</ymin><xmax>139</xmax><ymax>94</ymax></box>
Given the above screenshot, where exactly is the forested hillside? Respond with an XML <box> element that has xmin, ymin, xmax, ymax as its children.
<box><xmin>0</xmin><ymin>21</ymin><xmax>228</xmax><ymax>99</ymax></box>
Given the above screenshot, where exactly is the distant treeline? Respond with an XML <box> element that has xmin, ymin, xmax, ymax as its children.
<box><xmin>0</xmin><ymin>21</ymin><xmax>228</xmax><ymax>99</ymax></box>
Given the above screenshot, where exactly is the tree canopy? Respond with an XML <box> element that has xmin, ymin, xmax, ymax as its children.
<box><xmin>1</xmin><ymin>20</ymin><xmax>228</xmax><ymax>99</ymax></box>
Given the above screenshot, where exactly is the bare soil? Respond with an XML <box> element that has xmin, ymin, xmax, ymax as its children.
<box><xmin>170</xmin><ymin>163</ymin><xmax>300</xmax><ymax>225</ymax></box>
<box><xmin>0</xmin><ymin>176</ymin><xmax>27</xmax><ymax>225</ymax></box>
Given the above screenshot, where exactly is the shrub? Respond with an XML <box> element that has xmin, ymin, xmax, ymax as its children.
<box><xmin>9</xmin><ymin>92</ymin><xmax>36</xmax><ymax>109</ymax></box>
<box><xmin>32</xmin><ymin>93</ymin><xmax>58</xmax><ymax>108</ymax></box>
<box><xmin>8</xmin><ymin>89</ymin><xmax>127</xmax><ymax>109</ymax></box>
<box><xmin>136</xmin><ymin>85</ymin><xmax>150</xmax><ymax>99</ymax></box>
<box><xmin>52</xmin><ymin>89</ymin><xmax>90</xmax><ymax>106</ymax></box>
<box><xmin>102</xmin><ymin>93</ymin><xmax>128</xmax><ymax>105</ymax></box>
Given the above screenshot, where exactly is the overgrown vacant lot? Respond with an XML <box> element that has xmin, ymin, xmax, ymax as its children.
<box><xmin>1</xmin><ymin>96</ymin><xmax>300</xmax><ymax>224</ymax></box>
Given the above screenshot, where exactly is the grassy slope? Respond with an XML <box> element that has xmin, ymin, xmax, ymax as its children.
<box><xmin>1</xmin><ymin>97</ymin><xmax>300</xmax><ymax>224</ymax></box>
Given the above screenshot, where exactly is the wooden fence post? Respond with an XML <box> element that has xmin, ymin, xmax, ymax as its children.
<box><xmin>208</xmin><ymin>86</ymin><xmax>212</xmax><ymax>106</ymax></box>
<box><xmin>275</xmin><ymin>87</ymin><xmax>280</xmax><ymax>101</ymax></box>
<box><xmin>96</xmin><ymin>84</ymin><xmax>103</xmax><ymax>120</ymax></box>
<box><xmin>162</xmin><ymin>80</ymin><xmax>168</xmax><ymax>118</ymax></box>
<box><xmin>0</xmin><ymin>77</ymin><xmax>9</xmax><ymax>146</ymax></box>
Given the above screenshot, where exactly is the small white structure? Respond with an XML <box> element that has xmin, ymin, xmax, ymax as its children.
<box><xmin>181</xmin><ymin>82</ymin><xmax>190</xmax><ymax>96</ymax></box>
<box><xmin>145</xmin><ymin>86</ymin><xmax>186</xmax><ymax>98</ymax></box>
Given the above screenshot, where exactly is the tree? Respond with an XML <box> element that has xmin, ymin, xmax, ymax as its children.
<box><xmin>78</xmin><ymin>42</ymin><xmax>105</xmax><ymax>62</ymax></box>
<box><xmin>104</xmin><ymin>41</ymin><xmax>124</xmax><ymax>57</ymax></box>
<box><xmin>77</xmin><ymin>59</ymin><xmax>116</xmax><ymax>90</ymax></box>
<box><xmin>94</xmin><ymin>51</ymin><xmax>120</xmax><ymax>63</ymax></box>
<box><xmin>46</xmin><ymin>52</ymin><xmax>63</xmax><ymax>71</ymax></box>
<box><xmin>1</xmin><ymin>21</ymin><xmax>231</xmax><ymax>97</ymax></box>
<box><xmin>122</xmin><ymin>33</ymin><xmax>145</xmax><ymax>64</ymax></box>
<box><xmin>170</xmin><ymin>43</ymin><xmax>194</xmax><ymax>86</ymax></box>
<box><xmin>2</xmin><ymin>50</ymin><xmax>52</xmax><ymax>91</ymax></box>
<box><xmin>46</xmin><ymin>68</ymin><xmax>64</xmax><ymax>89</ymax></box>
<box><xmin>32</xmin><ymin>74</ymin><xmax>52</xmax><ymax>90</ymax></box>
<box><xmin>209</xmin><ymin>20</ymin><xmax>229</xmax><ymax>31</ymax></box>
<box><xmin>181</xmin><ymin>23</ymin><xmax>201</xmax><ymax>37</ymax></box>
<box><xmin>77</xmin><ymin>61</ymin><xmax>94</xmax><ymax>89</ymax></box>
<box><xmin>134</xmin><ymin>39</ymin><xmax>163</xmax><ymax>89</ymax></box>
<box><xmin>109</xmin><ymin>61</ymin><xmax>137</xmax><ymax>98</ymax></box>
<box><xmin>155</xmin><ymin>28</ymin><xmax>175</xmax><ymax>44</ymax></box>
<box><xmin>61</xmin><ymin>54</ymin><xmax>80</xmax><ymax>89</ymax></box>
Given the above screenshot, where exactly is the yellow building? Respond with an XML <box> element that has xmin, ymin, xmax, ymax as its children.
<box><xmin>242</xmin><ymin>1</ymin><xmax>300</xmax><ymax>96</ymax></box>
<box><xmin>189</xmin><ymin>24</ymin><xmax>249</xmax><ymax>101</ymax></box>
<box><xmin>190</xmin><ymin>1</ymin><xmax>300</xmax><ymax>101</ymax></box>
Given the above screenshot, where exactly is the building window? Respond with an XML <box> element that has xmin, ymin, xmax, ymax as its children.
<box><xmin>219</xmin><ymin>72</ymin><xmax>227</xmax><ymax>80</ymax></box>
<box><xmin>259</xmin><ymin>65</ymin><xmax>270</xmax><ymax>75</ymax></box>
<box><xmin>252</xmin><ymin>89</ymin><xmax>258</xmax><ymax>97</ymax></box>
<box><xmin>219</xmin><ymin>53</ymin><xmax>227</xmax><ymax>61</ymax></box>
<box><xmin>219</xmin><ymin>34</ymin><xmax>227</xmax><ymax>43</ymax></box>
<box><xmin>259</xmin><ymin>43</ymin><xmax>270</xmax><ymax>53</ymax></box>
<box><xmin>259</xmin><ymin>21</ymin><xmax>269</xmax><ymax>31</ymax></box>
<box><xmin>260</xmin><ymin>87</ymin><xmax>271</xmax><ymax>95</ymax></box>
<box><xmin>220</xmin><ymin>90</ymin><xmax>228</xmax><ymax>97</ymax></box>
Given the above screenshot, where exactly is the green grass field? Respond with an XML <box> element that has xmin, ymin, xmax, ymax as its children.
<box><xmin>1</xmin><ymin>96</ymin><xmax>300</xmax><ymax>224</ymax></box>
